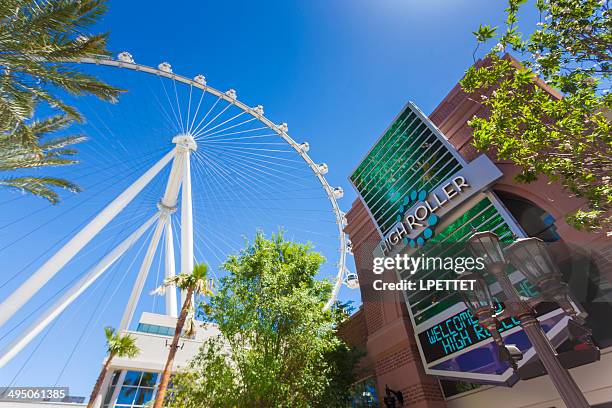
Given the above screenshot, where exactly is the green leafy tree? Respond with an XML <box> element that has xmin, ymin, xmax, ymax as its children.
<box><xmin>152</xmin><ymin>263</ymin><xmax>214</xmax><ymax>408</ymax></box>
<box><xmin>461</xmin><ymin>0</ymin><xmax>611</xmax><ymax>233</ymax></box>
<box><xmin>87</xmin><ymin>327</ymin><xmax>139</xmax><ymax>408</ymax></box>
<box><xmin>167</xmin><ymin>232</ymin><xmax>359</xmax><ymax>408</ymax></box>
<box><xmin>0</xmin><ymin>0</ymin><xmax>121</xmax><ymax>202</ymax></box>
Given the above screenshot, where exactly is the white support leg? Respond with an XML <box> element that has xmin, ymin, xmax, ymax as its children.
<box><xmin>119</xmin><ymin>215</ymin><xmax>167</xmax><ymax>331</ymax></box>
<box><xmin>0</xmin><ymin>214</ymin><xmax>159</xmax><ymax>368</ymax></box>
<box><xmin>164</xmin><ymin>219</ymin><xmax>178</xmax><ymax>317</ymax></box>
<box><xmin>119</xmin><ymin>135</ymin><xmax>196</xmax><ymax>327</ymax></box>
<box><xmin>0</xmin><ymin>150</ymin><xmax>175</xmax><ymax>328</ymax></box>
<box><xmin>180</xmin><ymin>153</ymin><xmax>194</xmax><ymax>307</ymax></box>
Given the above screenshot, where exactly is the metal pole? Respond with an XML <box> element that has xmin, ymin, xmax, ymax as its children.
<box><xmin>520</xmin><ymin>315</ymin><xmax>590</xmax><ymax>408</ymax></box>
<box><xmin>494</xmin><ymin>269</ymin><xmax>590</xmax><ymax>407</ymax></box>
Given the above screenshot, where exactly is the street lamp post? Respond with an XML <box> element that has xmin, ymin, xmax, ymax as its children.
<box><xmin>463</xmin><ymin>231</ymin><xmax>591</xmax><ymax>408</ymax></box>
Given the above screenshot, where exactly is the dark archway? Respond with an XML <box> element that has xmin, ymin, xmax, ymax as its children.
<box><xmin>495</xmin><ymin>190</ymin><xmax>612</xmax><ymax>348</ymax></box>
<box><xmin>495</xmin><ymin>190</ymin><xmax>561</xmax><ymax>242</ymax></box>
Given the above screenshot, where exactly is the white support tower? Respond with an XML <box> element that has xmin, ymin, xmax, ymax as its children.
<box><xmin>0</xmin><ymin>134</ymin><xmax>197</xmax><ymax>368</ymax></box>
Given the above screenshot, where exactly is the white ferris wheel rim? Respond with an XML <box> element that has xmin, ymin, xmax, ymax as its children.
<box><xmin>74</xmin><ymin>54</ymin><xmax>350</xmax><ymax>310</ymax></box>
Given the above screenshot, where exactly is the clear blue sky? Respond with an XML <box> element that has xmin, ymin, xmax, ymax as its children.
<box><xmin>0</xmin><ymin>0</ymin><xmax>541</xmax><ymax>399</ymax></box>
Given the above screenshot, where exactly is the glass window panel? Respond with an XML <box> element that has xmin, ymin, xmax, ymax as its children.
<box><xmin>134</xmin><ymin>388</ymin><xmax>153</xmax><ymax>406</ymax></box>
<box><xmin>123</xmin><ymin>371</ymin><xmax>142</xmax><ymax>387</ymax></box>
<box><xmin>139</xmin><ymin>372</ymin><xmax>158</xmax><ymax>387</ymax></box>
<box><xmin>116</xmin><ymin>386</ymin><xmax>137</xmax><ymax>405</ymax></box>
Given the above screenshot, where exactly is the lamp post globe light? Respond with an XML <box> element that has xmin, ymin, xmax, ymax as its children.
<box><xmin>505</xmin><ymin>238</ymin><xmax>585</xmax><ymax>323</ymax></box>
<box><xmin>458</xmin><ymin>273</ymin><xmax>523</xmax><ymax>370</ymax></box>
<box><xmin>463</xmin><ymin>231</ymin><xmax>592</xmax><ymax>408</ymax></box>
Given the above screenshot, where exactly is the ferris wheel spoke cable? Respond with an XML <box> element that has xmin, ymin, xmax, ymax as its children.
<box><xmin>194</xmin><ymin>149</ymin><xmax>307</xmax><ymax>194</ymax></box>
<box><xmin>191</xmin><ymin>99</ymin><xmax>234</xmax><ymax>136</ymax></box>
<box><xmin>190</xmin><ymin>95</ymin><xmax>222</xmax><ymax>135</ymax></box>
<box><xmin>185</xmin><ymin>84</ymin><xmax>194</xmax><ymax>131</ymax></box>
<box><xmin>196</xmin><ymin>146</ymin><xmax>316</xmax><ymax>188</ymax></box>
<box><xmin>195</xmin><ymin>146</ymin><xmax>310</xmax><ymax>191</ymax></box>
<box><xmin>199</xmin><ymin>142</ymin><xmax>308</xmax><ymax>171</ymax></box>
<box><xmin>192</xmin><ymin>154</ymin><xmax>273</xmax><ymax>234</ymax></box>
<box><xmin>158</xmin><ymin>77</ymin><xmax>183</xmax><ymax>133</ymax></box>
<box><xmin>192</xmin><ymin>159</ymin><xmax>338</xmax><ymax>243</ymax></box>
<box><xmin>171</xmin><ymin>80</ymin><xmax>186</xmax><ymax>134</ymax></box>
<box><xmin>198</xmin><ymin>127</ymin><xmax>273</xmax><ymax>142</ymax></box>
<box><xmin>195</xmin><ymin>111</ymin><xmax>251</xmax><ymax>139</ymax></box>
<box><xmin>194</xmin><ymin>152</ymin><xmax>315</xmax><ymax>227</ymax></box>
<box><xmin>53</xmin><ymin>219</ymin><xmax>159</xmax><ymax>386</ymax></box>
<box><xmin>0</xmin><ymin>151</ymin><xmax>168</xmax><ymax>254</ymax></box>
<box><xmin>196</xmin><ymin>120</ymin><xmax>265</xmax><ymax>141</ymax></box>
<box><xmin>195</xmin><ymin>115</ymin><xmax>257</xmax><ymax>140</ymax></box>
<box><xmin>187</xmin><ymin>86</ymin><xmax>207</xmax><ymax>132</ymax></box>
<box><xmin>0</xmin><ymin>185</ymin><xmax>163</xmax><ymax>341</ymax></box>
<box><xmin>0</xmin><ymin>145</ymin><xmax>169</xmax><ymax>228</ymax></box>
<box><xmin>191</xmin><ymin>155</ymin><xmax>334</xmax><ymax>226</ymax></box>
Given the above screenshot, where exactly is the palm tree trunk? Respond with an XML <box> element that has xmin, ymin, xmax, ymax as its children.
<box><xmin>153</xmin><ymin>287</ymin><xmax>193</xmax><ymax>408</ymax></box>
<box><xmin>87</xmin><ymin>352</ymin><xmax>115</xmax><ymax>408</ymax></box>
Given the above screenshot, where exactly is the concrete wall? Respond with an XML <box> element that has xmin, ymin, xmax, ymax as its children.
<box><xmin>108</xmin><ymin>312</ymin><xmax>219</xmax><ymax>372</ymax></box>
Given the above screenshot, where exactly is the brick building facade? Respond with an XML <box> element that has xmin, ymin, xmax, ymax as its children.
<box><xmin>338</xmin><ymin>58</ymin><xmax>611</xmax><ymax>407</ymax></box>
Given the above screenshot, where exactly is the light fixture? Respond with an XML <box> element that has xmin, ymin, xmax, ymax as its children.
<box><xmin>506</xmin><ymin>237</ymin><xmax>582</xmax><ymax>321</ymax></box>
<box><xmin>467</xmin><ymin>231</ymin><xmax>506</xmax><ymax>268</ymax></box>
<box><xmin>505</xmin><ymin>237</ymin><xmax>561</xmax><ymax>288</ymax></box>
<box><xmin>458</xmin><ymin>273</ymin><xmax>494</xmax><ymax>315</ymax></box>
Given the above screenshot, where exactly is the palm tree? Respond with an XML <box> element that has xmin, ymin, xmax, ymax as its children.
<box><xmin>87</xmin><ymin>326</ymin><xmax>139</xmax><ymax>408</ymax></box>
<box><xmin>0</xmin><ymin>0</ymin><xmax>120</xmax><ymax>130</ymax></box>
<box><xmin>0</xmin><ymin>0</ymin><xmax>122</xmax><ymax>202</ymax></box>
<box><xmin>0</xmin><ymin>113</ymin><xmax>86</xmax><ymax>203</ymax></box>
<box><xmin>152</xmin><ymin>263</ymin><xmax>213</xmax><ymax>408</ymax></box>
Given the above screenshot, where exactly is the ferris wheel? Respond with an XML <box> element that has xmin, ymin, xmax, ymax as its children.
<box><xmin>0</xmin><ymin>52</ymin><xmax>359</xmax><ymax>375</ymax></box>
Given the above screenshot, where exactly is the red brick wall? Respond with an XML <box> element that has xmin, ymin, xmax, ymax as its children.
<box><xmin>344</xmin><ymin>199</ymin><xmax>446</xmax><ymax>407</ymax></box>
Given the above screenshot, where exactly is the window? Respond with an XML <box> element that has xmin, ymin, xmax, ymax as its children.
<box><xmin>115</xmin><ymin>371</ymin><xmax>158</xmax><ymax>408</ymax></box>
<box><xmin>347</xmin><ymin>378</ymin><xmax>379</xmax><ymax>407</ymax></box>
<box><xmin>136</xmin><ymin>323</ymin><xmax>174</xmax><ymax>336</ymax></box>
<box><xmin>102</xmin><ymin>370</ymin><xmax>121</xmax><ymax>408</ymax></box>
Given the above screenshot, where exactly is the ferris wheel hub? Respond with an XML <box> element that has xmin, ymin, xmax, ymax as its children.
<box><xmin>172</xmin><ymin>133</ymin><xmax>197</xmax><ymax>151</ymax></box>
<box><xmin>156</xmin><ymin>201</ymin><xmax>177</xmax><ymax>214</ymax></box>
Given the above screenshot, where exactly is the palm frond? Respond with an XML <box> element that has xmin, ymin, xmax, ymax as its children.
<box><xmin>0</xmin><ymin>176</ymin><xmax>81</xmax><ymax>203</ymax></box>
